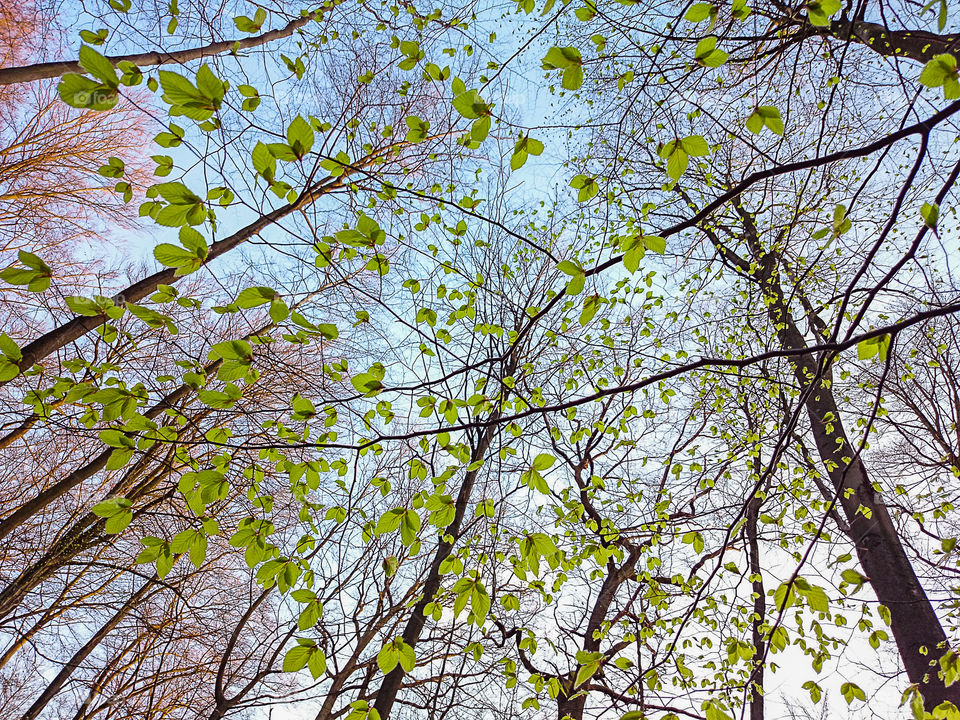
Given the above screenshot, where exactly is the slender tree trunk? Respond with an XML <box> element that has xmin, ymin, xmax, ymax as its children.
<box><xmin>0</xmin><ymin>576</ymin><xmax>81</xmax><ymax>668</ymax></box>
<box><xmin>0</xmin><ymin>13</ymin><xmax>317</xmax><ymax>86</ymax></box>
<box><xmin>372</xmin><ymin>408</ymin><xmax>503</xmax><ymax>719</ymax></box>
<box><xmin>0</xmin><ymin>159</ymin><xmax>376</xmax><ymax>384</ymax></box>
<box><xmin>550</xmin><ymin>447</ymin><xmax>644</xmax><ymax>720</ymax></box>
<box><xmin>209</xmin><ymin>589</ymin><xmax>271</xmax><ymax>719</ymax></box>
<box><xmin>0</xmin><ymin>309</ymin><xmax>278</xmax><ymax>541</ymax></box>
<box><xmin>0</xmin><ymin>402</ymin><xmax>183</xmax><ymax>543</ymax></box>
<box><xmin>19</xmin><ymin>576</ymin><xmax>155</xmax><ymax>720</ymax></box>
<box><xmin>0</xmin><ymin>411</ymin><xmax>45</xmax><ymax>451</ymax></box>
<box><xmin>745</xmin><ymin>490</ymin><xmax>765</xmax><ymax>720</ymax></box>
<box><xmin>0</xmin><ymin>456</ymin><xmax>176</xmax><ymax>620</ymax></box>
<box><xmin>819</xmin><ymin>18</ymin><xmax>960</xmax><ymax>64</ymax></box>
<box><xmin>556</xmin><ymin>553</ymin><xmax>638</xmax><ymax>720</ymax></box>
<box><xmin>761</xmin><ymin>258</ymin><xmax>958</xmax><ymax>710</ymax></box>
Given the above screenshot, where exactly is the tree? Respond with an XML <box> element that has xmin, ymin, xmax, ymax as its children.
<box><xmin>4</xmin><ymin>0</ymin><xmax>960</xmax><ymax>719</ymax></box>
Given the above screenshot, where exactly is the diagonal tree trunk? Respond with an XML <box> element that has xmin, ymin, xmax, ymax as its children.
<box><xmin>0</xmin><ymin>144</ymin><xmax>402</xmax><ymax>386</ymax></box>
<box><xmin>0</xmin><ymin>306</ymin><xmax>284</xmax><ymax>541</ymax></box>
<box><xmin>740</xmin><ymin>226</ymin><xmax>959</xmax><ymax>710</ymax></box>
<box><xmin>19</xmin><ymin>575</ymin><xmax>157</xmax><ymax>720</ymax></box>
<box><xmin>0</xmin><ymin>458</ymin><xmax>176</xmax><ymax>621</ymax></box>
<box><xmin>0</xmin><ymin>12</ymin><xmax>318</xmax><ymax>86</ymax></box>
<box><xmin>371</xmin><ymin>394</ymin><xmax>509</xmax><ymax>719</ymax></box>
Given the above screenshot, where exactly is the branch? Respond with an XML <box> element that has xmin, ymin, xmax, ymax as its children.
<box><xmin>0</xmin><ymin>12</ymin><xmax>318</xmax><ymax>86</ymax></box>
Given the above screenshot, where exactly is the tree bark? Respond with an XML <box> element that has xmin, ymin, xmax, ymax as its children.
<box><xmin>0</xmin><ymin>463</ymin><xmax>173</xmax><ymax>621</ymax></box>
<box><xmin>19</xmin><ymin>576</ymin><xmax>155</xmax><ymax>720</ymax></box>
<box><xmin>0</xmin><ymin>151</ymin><xmax>393</xmax><ymax>385</ymax></box>
<box><xmin>823</xmin><ymin>18</ymin><xmax>960</xmax><ymax>65</ymax></box>
<box><xmin>760</xmin><ymin>256</ymin><xmax>958</xmax><ymax>710</ymax></box>
<box><xmin>0</xmin><ymin>384</ymin><xmax>191</xmax><ymax>542</ymax></box>
<box><xmin>745</xmin><ymin>491</ymin><xmax>765</xmax><ymax>720</ymax></box>
<box><xmin>0</xmin><ymin>13</ymin><xmax>317</xmax><ymax>86</ymax></box>
<box><xmin>372</xmin><ymin>400</ymin><xmax>507</xmax><ymax>720</ymax></box>
<box><xmin>556</xmin><ymin>552</ymin><xmax>638</xmax><ymax>720</ymax></box>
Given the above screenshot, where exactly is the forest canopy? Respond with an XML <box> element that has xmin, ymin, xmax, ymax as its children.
<box><xmin>1</xmin><ymin>0</ymin><xmax>960</xmax><ymax>719</ymax></box>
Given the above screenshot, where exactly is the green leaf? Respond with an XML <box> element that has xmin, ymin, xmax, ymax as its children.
<box><xmin>65</xmin><ymin>296</ymin><xmax>102</xmax><ymax>316</ymax></box>
<box><xmin>470</xmin><ymin>115</ymin><xmax>491</xmax><ymax>142</ymax></box>
<box><xmin>405</xmin><ymin>115</ymin><xmax>430</xmax><ymax>143</ymax></box>
<box><xmin>575</xmin><ymin>4</ymin><xmax>596</xmax><ymax>21</ymax></box>
<box><xmin>351</xmin><ymin>366</ymin><xmax>385</xmax><ymax>396</ymax></box>
<box><xmin>704</xmin><ymin>701</ymin><xmax>734</xmax><ymax>720</ymax></box>
<box><xmin>804</xmin><ymin>585</ymin><xmax>830</xmax><ymax>613</ymax></box>
<box><xmin>642</xmin><ymin>235</ymin><xmax>666</xmax><ymax>254</ymax></box>
<box><xmin>378</xmin><ymin>638</ymin><xmax>415</xmax><ymax>674</ymax></box>
<box><xmin>774</xmin><ymin>581</ymin><xmax>796</xmax><ymax>610</ymax></box>
<box><xmin>569</xmin><ymin>174</ymin><xmax>599</xmax><ymax>202</ymax></box>
<box><xmin>562</xmin><ymin>64</ymin><xmax>584</xmax><ymax>90</ymax></box>
<box><xmin>80</xmin><ymin>28</ymin><xmax>109</xmax><ymax>45</ymax></box>
<box><xmin>574</xmin><ymin>658</ymin><xmax>601</xmax><ymax>687</ymax></box>
<box><xmin>234</xmin><ymin>7</ymin><xmax>267</xmax><ymax>33</ymax></box>
<box><xmin>375</xmin><ymin>508</ymin><xmax>405</xmax><ymax>535</ymax></box>
<box><xmin>365</xmin><ymin>254</ymin><xmax>390</xmax><ymax>276</ymax></box>
<box><xmin>283</xmin><ymin>645</ymin><xmax>312</xmax><ymax>672</ymax></box>
<box><xmin>532</xmin><ymin>453</ymin><xmax>556</xmax><ymax>471</ymax></box>
<box><xmin>92</xmin><ymin>497</ymin><xmax>131</xmax><ymax>517</ymax></box>
<box><xmin>541</xmin><ymin>46</ymin><xmax>582</xmax><ymax>71</ymax></box>
<box><xmin>211</xmin><ymin>340</ymin><xmax>253</xmax><ymax>362</ymax></box>
<box><xmin>452</xmin><ymin>89</ymin><xmax>488</xmax><ymax>119</ymax></box>
<box><xmin>307</xmin><ymin>648</ymin><xmax>326</xmax><ymax>679</ymax></box>
<box><xmin>78</xmin><ymin>45</ymin><xmax>119</xmax><ymax>87</ymax></box>
<box><xmin>298</xmin><ymin>600</ymin><xmax>323</xmax><ymax>630</ymax></box>
<box><xmin>579</xmin><ymin>294</ymin><xmax>602</xmax><ymax>326</ymax></box>
<box><xmin>565</xmin><ymin>271</ymin><xmax>585</xmax><ymax>295</ymax></box>
<box><xmin>621</xmin><ymin>235</ymin><xmax>646</xmax><ymax>272</ymax></box>
<box><xmin>803</xmin><ymin>680</ymin><xmax>822</xmax><ymax>704</ymax></box>
<box><xmin>159</xmin><ymin>70</ymin><xmax>203</xmax><ymax>107</ymax></box>
<box><xmin>746</xmin><ymin>106</ymin><xmax>784</xmax><ymax>135</ymax></box>
<box><xmin>857</xmin><ymin>334</ymin><xmax>891</xmax><ymax>362</ymax></box>
<box><xmin>542</xmin><ymin>47</ymin><xmax>584</xmax><ymax>90</ymax></box>
<box><xmin>684</xmin><ymin>3</ymin><xmax>713</xmax><ymax>21</ymax></box>
<box><xmin>377</xmin><ymin>644</ymin><xmax>399</xmax><ymax>673</ymax></box>
<box><xmin>694</xmin><ymin>36</ymin><xmax>729</xmax><ymax>67</ymax></box>
<box><xmin>287</xmin><ymin>115</ymin><xmax>315</xmax><ymax>158</ymax></box>
<box><xmin>57</xmin><ymin>73</ymin><xmax>118</xmax><ymax>110</ymax></box>
<box><xmin>840</xmin><ymin>681</ymin><xmax>866</xmax><ymax>704</ymax></box>
<box><xmin>92</xmin><ymin>497</ymin><xmax>134</xmax><ymax>534</ymax></box>
<box><xmin>475</xmin><ymin>499</ymin><xmax>495</xmax><ymax>518</ymax></box>
<box><xmin>807</xmin><ymin>0</ymin><xmax>842</xmax><ymax>27</ymax></box>
<box><xmin>195</xmin><ymin>65</ymin><xmax>225</xmax><ymax>105</ymax></box>
<box><xmin>236</xmin><ymin>286</ymin><xmax>277</xmax><ymax>308</ymax></box>
<box><xmin>399</xmin><ymin>510</ymin><xmax>421</xmax><ymax>547</ymax></box>
<box><xmin>154</xmin><ymin>244</ymin><xmax>200</xmax><ymax>274</ymax></box>
<box><xmin>0</xmin><ymin>333</ymin><xmax>21</xmax><ymax>362</ymax></box>
<box><xmin>398</xmin><ymin>640</ymin><xmax>416</xmax><ymax>671</ymax></box>
<box><xmin>680</xmin><ymin>135</ymin><xmax>710</xmax><ymax>156</ymax></box>
<box><xmin>841</xmin><ymin>568</ymin><xmax>868</xmax><ymax>590</ymax></box>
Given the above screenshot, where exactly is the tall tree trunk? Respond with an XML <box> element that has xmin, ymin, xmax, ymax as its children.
<box><xmin>372</xmin><ymin>406</ymin><xmax>504</xmax><ymax>719</ymax></box>
<box><xmin>760</xmin><ymin>256</ymin><xmax>958</xmax><ymax>710</ymax></box>
<box><xmin>0</xmin><ymin>154</ymin><xmax>392</xmax><ymax>385</ymax></box>
<box><xmin>0</xmin><ymin>457</ymin><xmax>176</xmax><ymax>620</ymax></box>
<box><xmin>556</xmin><ymin>552</ymin><xmax>638</xmax><ymax>720</ymax></box>
<box><xmin>0</xmin><ymin>13</ymin><xmax>318</xmax><ymax>86</ymax></box>
<box><xmin>19</xmin><ymin>576</ymin><xmax>155</xmax><ymax>720</ymax></box>
<box><xmin>745</xmin><ymin>490</ymin><xmax>765</xmax><ymax>720</ymax></box>
<box><xmin>0</xmin><ymin>311</ymin><xmax>275</xmax><ymax>541</ymax></box>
